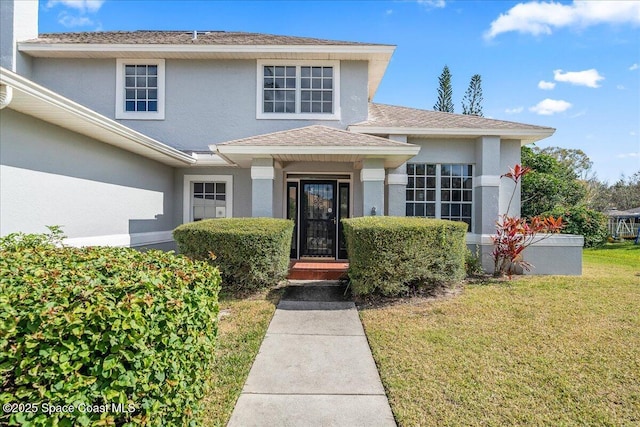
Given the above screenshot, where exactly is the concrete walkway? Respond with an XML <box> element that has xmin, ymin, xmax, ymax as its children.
<box><xmin>228</xmin><ymin>280</ymin><xmax>396</xmax><ymax>427</ymax></box>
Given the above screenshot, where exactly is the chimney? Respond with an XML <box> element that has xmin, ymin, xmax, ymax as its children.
<box><xmin>0</xmin><ymin>0</ymin><xmax>38</xmax><ymax>73</ymax></box>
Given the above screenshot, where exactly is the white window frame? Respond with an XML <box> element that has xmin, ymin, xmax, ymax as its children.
<box><xmin>183</xmin><ymin>175</ymin><xmax>233</xmax><ymax>223</ymax></box>
<box><xmin>115</xmin><ymin>58</ymin><xmax>165</xmax><ymax>120</ymax></box>
<box><xmin>256</xmin><ymin>60</ymin><xmax>341</xmax><ymax>121</ymax></box>
<box><xmin>406</xmin><ymin>163</ymin><xmax>474</xmax><ymax>230</ymax></box>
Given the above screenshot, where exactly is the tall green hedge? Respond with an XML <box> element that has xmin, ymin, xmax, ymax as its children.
<box><xmin>0</xmin><ymin>233</ymin><xmax>220</xmax><ymax>426</ymax></box>
<box><xmin>342</xmin><ymin>216</ymin><xmax>467</xmax><ymax>296</ymax></box>
<box><xmin>174</xmin><ymin>218</ymin><xmax>294</xmax><ymax>291</ymax></box>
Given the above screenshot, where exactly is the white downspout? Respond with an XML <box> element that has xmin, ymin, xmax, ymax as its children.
<box><xmin>0</xmin><ymin>84</ymin><xmax>13</xmax><ymax>109</ymax></box>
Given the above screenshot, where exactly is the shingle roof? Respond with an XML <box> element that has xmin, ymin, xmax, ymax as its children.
<box><xmin>353</xmin><ymin>103</ymin><xmax>554</xmax><ymax>131</ymax></box>
<box><xmin>25</xmin><ymin>31</ymin><xmax>389</xmax><ymax>46</ymax></box>
<box><xmin>217</xmin><ymin>125</ymin><xmax>414</xmax><ymax>147</ymax></box>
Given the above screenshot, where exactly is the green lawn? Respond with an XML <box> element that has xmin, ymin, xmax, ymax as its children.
<box><xmin>360</xmin><ymin>243</ymin><xmax>640</xmax><ymax>426</ymax></box>
<box><xmin>201</xmin><ymin>290</ymin><xmax>281</xmax><ymax>427</ymax></box>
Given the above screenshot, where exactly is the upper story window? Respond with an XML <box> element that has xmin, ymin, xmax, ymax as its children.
<box><xmin>116</xmin><ymin>59</ymin><xmax>165</xmax><ymax>120</ymax></box>
<box><xmin>406</xmin><ymin>163</ymin><xmax>473</xmax><ymax>230</ymax></box>
<box><xmin>256</xmin><ymin>60</ymin><xmax>340</xmax><ymax>120</ymax></box>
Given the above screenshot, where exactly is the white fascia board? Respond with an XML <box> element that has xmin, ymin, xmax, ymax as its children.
<box><xmin>19</xmin><ymin>43</ymin><xmax>395</xmax><ymax>56</ymax></box>
<box><xmin>348</xmin><ymin>126</ymin><xmax>555</xmax><ymax>141</ymax></box>
<box><xmin>0</xmin><ymin>67</ymin><xmax>195</xmax><ymax>165</ymax></box>
<box><xmin>216</xmin><ymin>145</ymin><xmax>420</xmax><ymax>156</ymax></box>
<box><xmin>190</xmin><ymin>153</ymin><xmax>234</xmax><ymax>166</ymax></box>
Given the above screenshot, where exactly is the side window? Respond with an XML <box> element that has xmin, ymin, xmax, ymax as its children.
<box><xmin>183</xmin><ymin>175</ymin><xmax>233</xmax><ymax>223</ymax></box>
<box><xmin>192</xmin><ymin>182</ymin><xmax>227</xmax><ymax>221</ymax></box>
<box><xmin>116</xmin><ymin>59</ymin><xmax>165</xmax><ymax>120</ymax></box>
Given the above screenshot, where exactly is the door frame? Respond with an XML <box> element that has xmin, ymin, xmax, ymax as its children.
<box><xmin>300</xmin><ymin>180</ymin><xmax>337</xmax><ymax>258</ymax></box>
<box><xmin>285</xmin><ymin>172</ymin><xmax>352</xmax><ymax>260</ymax></box>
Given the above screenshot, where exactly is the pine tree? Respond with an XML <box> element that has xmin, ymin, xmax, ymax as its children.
<box><xmin>433</xmin><ymin>65</ymin><xmax>454</xmax><ymax>113</ymax></box>
<box><xmin>462</xmin><ymin>74</ymin><xmax>483</xmax><ymax>116</ymax></box>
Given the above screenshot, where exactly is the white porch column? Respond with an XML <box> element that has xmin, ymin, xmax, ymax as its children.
<box><xmin>251</xmin><ymin>158</ymin><xmax>274</xmax><ymax>217</ymax></box>
<box><xmin>361</xmin><ymin>158</ymin><xmax>385</xmax><ymax>216</ymax></box>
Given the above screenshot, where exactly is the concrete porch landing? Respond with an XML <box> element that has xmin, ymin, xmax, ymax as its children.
<box><xmin>227</xmin><ymin>281</ymin><xmax>396</xmax><ymax>427</ymax></box>
<box><xmin>287</xmin><ymin>260</ymin><xmax>349</xmax><ymax>280</ymax></box>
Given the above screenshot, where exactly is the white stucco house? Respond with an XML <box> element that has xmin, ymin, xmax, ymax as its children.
<box><xmin>0</xmin><ymin>0</ymin><xmax>583</xmax><ymax>274</ymax></box>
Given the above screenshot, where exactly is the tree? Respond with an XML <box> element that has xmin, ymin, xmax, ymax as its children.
<box><xmin>433</xmin><ymin>65</ymin><xmax>454</xmax><ymax>113</ymax></box>
<box><xmin>462</xmin><ymin>74</ymin><xmax>483</xmax><ymax>116</ymax></box>
<box><xmin>535</xmin><ymin>146</ymin><xmax>593</xmax><ymax>180</ymax></box>
<box><xmin>608</xmin><ymin>171</ymin><xmax>640</xmax><ymax>210</ymax></box>
<box><xmin>521</xmin><ymin>146</ymin><xmax>587</xmax><ymax>218</ymax></box>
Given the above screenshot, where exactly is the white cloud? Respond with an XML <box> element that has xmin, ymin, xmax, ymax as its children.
<box><xmin>553</xmin><ymin>69</ymin><xmax>604</xmax><ymax>88</ymax></box>
<box><xmin>538</xmin><ymin>80</ymin><xmax>556</xmax><ymax>90</ymax></box>
<box><xmin>630</xmin><ymin>63</ymin><xmax>639</xmax><ymax>70</ymax></box>
<box><xmin>484</xmin><ymin>1</ymin><xmax>640</xmax><ymax>39</ymax></box>
<box><xmin>58</xmin><ymin>12</ymin><xmax>93</xmax><ymax>27</ymax></box>
<box><xmin>505</xmin><ymin>107</ymin><xmax>524</xmax><ymax>114</ymax></box>
<box><xmin>47</xmin><ymin>0</ymin><xmax>105</xmax><ymax>13</ymax></box>
<box><xmin>47</xmin><ymin>1</ymin><xmax>104</xmax><ymax>29</ymax></box>
<box><xmin>416</xmin><ymin>0</ymin><xmax>446</xmax><ymax>9</ymax></box>
<box><xmin>617</xmin><ymin>84</ymin><xmax>626</xmax><ymax>90</ymax></box>
<box><xmin>529</xmin><ymin>98</ymin><xmax>572</xmax><ymax>115</ymax></box>
<box><xmin>385</xmin><ymin>9</ymin><xmax>393</xmax><ymax>15</ymax></box>
<box><xmin>631</xmin><ymin>131</ymin><xmax>637</xmax><ymax>136</ymax></box>
<box><xmin>617</xmin><ymin>152</ymin><xmax>640</xmax><ymax>159</ymax></box>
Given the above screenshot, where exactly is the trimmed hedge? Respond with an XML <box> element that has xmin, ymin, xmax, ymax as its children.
<box><xmin>546</xmin><ymin>205</ymin><xmax>609</xmax><ymax>248</ymax></box>
<box><xmin>173</xmin><ymin>218</ymin><xmax>294</xmax><ymax>291</ymax></box>
<box><xmin>0</xmin><ymin>232</ymin><xmax>220</xmax><ymax>426</ymax></box>
<box><xmin>342</xmin><ymin>216</ymin><xmax>467</xmax><ymax>296</ymax></box>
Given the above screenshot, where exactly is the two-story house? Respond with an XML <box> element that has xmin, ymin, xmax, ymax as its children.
<box><xmin>0</xmin><ymin>0</ymin><xmax>583</xmax><ymax>274</ymax></box>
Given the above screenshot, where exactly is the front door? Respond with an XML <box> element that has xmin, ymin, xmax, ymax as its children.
<box><xmin>301</xmin><ymin>181</ymin><xmax>336</xmax><ymax>258</ymax></box>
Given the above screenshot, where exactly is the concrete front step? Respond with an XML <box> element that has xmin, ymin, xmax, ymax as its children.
<box><xmin>287</xmin><ymin>261</ymin><xmax>349</xmax><ymax>280</ymax></box>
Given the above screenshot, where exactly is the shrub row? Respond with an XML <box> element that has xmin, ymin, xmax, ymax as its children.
<box><xmin>342</xmin><ymin>216</ymin><xmax>467</xmax><ymax>296</ymax></box>
<box><xmin>0</xmin><ymin>232</ymin><xmax>221</xmax><ymax>426</ymax></box>
<box><xmin>173</xmin><ymin>218</ymin><xmax>294</xmax><ymax>292</ymax></box>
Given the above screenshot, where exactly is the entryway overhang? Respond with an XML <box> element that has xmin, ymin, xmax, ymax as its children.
<box><xmin>210</xmin><ymin>125</ymin><xmax>420</xmax><ymax>168</ymax></box>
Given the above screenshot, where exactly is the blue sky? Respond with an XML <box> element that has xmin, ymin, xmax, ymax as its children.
<box><xmin>39</xmin><ymin>0</ymin><xmax>639</xmax><ymax>183</ymax></box>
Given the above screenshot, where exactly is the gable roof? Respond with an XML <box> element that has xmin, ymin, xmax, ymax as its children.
<box><xmin>213</xmin><ymin>125</ymin><xmax>420</xmax><ymax>168</ymax></box>
<box><xmin>18</xmin><ymin>31</ymin><xmax>394</xmax><ymax>100</ymax></box>
<box><xmin>349</xmin><ymin>103</ymin><xmax>555</xmax><ymax>143</ymax></box>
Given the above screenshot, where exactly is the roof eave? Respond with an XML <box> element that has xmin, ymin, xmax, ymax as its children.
<box><xmin>347</xmin><ymin>125</ymin><xmax>555</xmax><ymax>143</ymax></box>
<box><xmin>0</xmin><ymin>67</ymin><xmax>195</xmax><ymax>166</ymax></box>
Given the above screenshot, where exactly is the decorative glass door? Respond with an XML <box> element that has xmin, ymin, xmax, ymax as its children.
<box><xmin>301</xmin><ymin>181</ymin><xmax>336</xmax><ymax>257</ymax></box>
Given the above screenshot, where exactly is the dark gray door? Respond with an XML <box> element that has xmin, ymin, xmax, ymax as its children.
<box><xmin>301</xmin><ymin>181</ymin><xmax>336</xmax><ymax>257</ymax></box>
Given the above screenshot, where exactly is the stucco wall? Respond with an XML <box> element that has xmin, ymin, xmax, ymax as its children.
<box><xmin>30</xmin><ymin>58</ymin><xmax>370</xmax><ymax>150</ymax></box>
<box><xmin>0</xmin><ymin>108</ymin><xmax>176</xmax><ymax>243</ymax></box>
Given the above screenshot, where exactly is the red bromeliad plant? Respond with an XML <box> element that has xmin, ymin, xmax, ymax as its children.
<box><xmin>492</xmin><ymin>164</ymin><xmax>564</xmax><ymax>277</ymax></box>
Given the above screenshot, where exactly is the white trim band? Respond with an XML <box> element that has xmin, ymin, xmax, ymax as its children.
<box><xmin>251</xmin><ymin>166</ymin><xmax>275</xmax><ymax>180</ymax></box>
<box><xmin>386</xmin><ymin>173</ymin><xmax>408</xmax><ymax>185</ymax></box>
<box><xmin>473</xmin><ymin>175</ymin><xmax>501</xmax><ymax>187</ymax></box>
<box><xmin>360</xmin><ymin>168</ymin><xmax>385</xmax><ymax>182</ymax></box>
<box><xmin>64</xmin><ymin>230</ymin><xmax>173</xmax><ymax>248</ymax></box>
